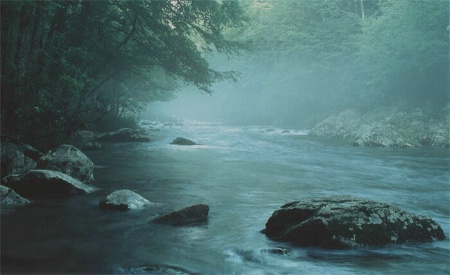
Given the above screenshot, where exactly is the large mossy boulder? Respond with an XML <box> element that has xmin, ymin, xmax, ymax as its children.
<box><xmin>170</xmin><ymin>137</ymin><xmax>197</xmax><ymax>145</ymax></box>
<box><xmin>1</xmin><ymin>169</ymin><xmax>95</xmax><ymax>200</ymax></box>
<box><xmin>94</xmin><ymin>128</ymin><xmax>150</xmax><ymax>142</ymax></box>
<box><xmin>263</xmin><ymin>196</ymin><xmax>445</xmax><ymax>249</ymax></box>
<box><xmin>1</xmin><ymin>143</ymin><xmax>42</xmax><ymax>177</ymax></box>
<box><xmin>0</xmin><ymin>185</ymin><xmax>30</xmax><ymax>205</ymax></box>
<box><xmin>152</xmin><ymin>204</ymin><xmax>209</xmax><ymax>225</ymax></box>
<box><xmin>37</xmin><ymin>144</ymin><xmax>94</xmax><ymax>183</ymax></box>
<box><xmin>99</xmin><ymin>189</ymin><xmax>152</xmax><ymax>211</ymax></box>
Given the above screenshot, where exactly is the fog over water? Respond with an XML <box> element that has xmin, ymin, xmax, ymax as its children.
<box><xmin>146</xmin><ymin>49</ymin><xmax>354</xmax><ymax>129</ymax></box>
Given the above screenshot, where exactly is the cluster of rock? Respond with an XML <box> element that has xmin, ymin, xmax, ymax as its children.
<box><xmin>262</xmin><ymin>196</ymin><xmax>446</xmax><ymax>249</ymax></box>
<box><xmin>310</xmin><ymin>107</ymin><xmax>450</xmax><ymax>147</ymax></box>
<box><xmin>98</xmin><ymin>189</ymin><xmax>209</xmax><ymax>226</ymax></box>
<box><xmin>1</xmin><ymin>128</ymin><xmax>208</xmax><ymax>227</ymax></box>
<box><xmin>1</xmin><ymin>144</ymin><xmax>96</xmax><ymax>204</ymax></box>
<box><xmin>2</xmin><ymin>169</ymin><xmax>95</xmax><ymax>200</ymax></box>
<box><xmin>75</xmin><ymin>128</ymin><xmax>151</xmax><ymax>151</ymax></box>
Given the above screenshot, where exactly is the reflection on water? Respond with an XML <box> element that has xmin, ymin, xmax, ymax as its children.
<box><xmin>2</xmin><ymin>120</ymin><xmax>449</xmax><ymax>274</ymax></box>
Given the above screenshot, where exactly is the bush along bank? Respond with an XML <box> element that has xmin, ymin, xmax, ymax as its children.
<box><xmin>310</xmin><ymin>106</ymin><xmax>450</xmax><ymax>148</ymax></box>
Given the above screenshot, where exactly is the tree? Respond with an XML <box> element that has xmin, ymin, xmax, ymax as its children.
<box><xmin>356</xmin><ymin>0</ymin><xmax>449</xmax><ymax>108</ymax></box>
<box><xmin>1</xmin><ymin>0</ymin><xmax>247</xmax><ymax>150</ymax></box>
<box><xmin>207</xmin><ymin>0</ymin><xmax>448</xmax><ymax>127</ymax></box>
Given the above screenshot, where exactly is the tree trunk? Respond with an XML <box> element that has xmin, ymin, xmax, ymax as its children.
<box><xmin>360</xmin><ymin>0</ymin><xmax>365</xmax><ymax>19</ymax></box>
<box><xmin>46</xmin><ymin>2</ymin><xmax>69</xmax><ymax>41</ymax></box>
<box><xmin>14</xmin><ymin>3</ymin><xmax>32</xmax><ymax>68</ymax></box>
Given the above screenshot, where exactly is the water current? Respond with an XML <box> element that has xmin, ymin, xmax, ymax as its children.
<box><xmin>2</xmin><ymin>120</ymin><xmax>449</xmax><ymax>274</ymax></box>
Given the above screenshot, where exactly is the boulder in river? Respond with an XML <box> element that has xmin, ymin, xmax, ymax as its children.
<box><xmin>1</xmin><ymin>143</ymin><xmax>41</xmax><ymax>177</ymax></box>
<box><xmin>37</xmin><ymin>144</ymin><xmax>95</xmax><ymax>183</ymax></box>
<box><xmin>152</xmin><ymin>204</ymin><xmax>209</xmax><ymax>225</ymax></box>
<box><xmin>0</xmin><ymin>185</ymin><xmax>30</xmax><ymax>205</ymax></box>
<box><xmin>170</xmin><ymin>137</ymin><xmax>197</xmax><ymax>145</ymax></box>
<box><xmin>99</xmin><ymin>189</ymin><xmax>152</xmax><ymax>211</ymax></box>
<box><xmin>94</xmin><ymin>128</ymin><xmax>150</xmax><ymax>142</ymax></box>
<box><xmin>262</xmin><ymin>196</ymin><xmax>445</xmax><ymax>249</ymax></box>
<box><xmin>1</xmin><ymin>169</ymin><xmax>95</xmax><ymax>200</ymax></box>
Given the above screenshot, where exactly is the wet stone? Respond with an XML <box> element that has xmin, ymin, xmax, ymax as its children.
<box><xmin>99</xmin><ymin>189</ymin><xmax>152</xmax><ymax>211</ymax></box>
<box><xmin>263</xmin><ymin>195</ymin><xmax>446</xmax><ymax>249</ymax></box>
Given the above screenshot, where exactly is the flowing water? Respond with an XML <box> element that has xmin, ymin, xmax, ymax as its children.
<box><xmin>2</xmin><ymin>120</ymin><xmax>449</xmax><ymax>274</ymax></box>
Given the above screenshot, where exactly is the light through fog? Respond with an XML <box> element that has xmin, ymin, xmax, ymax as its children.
<box><xmin>146</xmin><ymin>52</ymin><xmax>353</xmax><ymax>128</ymax></box>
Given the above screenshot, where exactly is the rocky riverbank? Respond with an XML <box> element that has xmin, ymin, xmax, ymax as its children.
<box><xmin>310</xmin><ymin>106</ymin><xmax>449</xmax><ymax>147</ymax></box>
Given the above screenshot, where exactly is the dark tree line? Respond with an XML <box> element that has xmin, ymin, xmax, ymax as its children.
<box><xmin>1</xmin><ymin>0</ymin><xmax>246</xmax><ymax>150</ymax></box>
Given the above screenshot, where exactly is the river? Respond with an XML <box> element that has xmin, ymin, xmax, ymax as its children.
<box><xmin>2</xmin><ymin>119</ymin><xmax>449</xmax><ymax>274</ymax></box>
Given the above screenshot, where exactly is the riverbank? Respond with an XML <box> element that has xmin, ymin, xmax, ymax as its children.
<box><xmin>310</xmin><ymin>106</ymin><xmax>450</xmax><ymax>148</ymax></box>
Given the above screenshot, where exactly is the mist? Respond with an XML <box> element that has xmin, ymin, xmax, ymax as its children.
<box><xmin>145</xmin><ymin>52</ymin><xmax>354</xmax><ymax>128</ymax></box>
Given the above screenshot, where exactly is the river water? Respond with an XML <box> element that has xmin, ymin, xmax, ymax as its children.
<box><xmin>2</xmin><ymin>120</ymin><xmax>449</xmax><ymax>274</ymax></box>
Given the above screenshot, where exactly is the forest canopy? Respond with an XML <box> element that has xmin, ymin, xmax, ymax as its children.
<box><xmin>1</xmin><ymin>0</ymin><xmax>247</xmax><ymax>149</ymax></box>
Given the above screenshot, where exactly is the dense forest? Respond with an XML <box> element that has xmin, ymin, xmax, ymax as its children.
<box><xmin>1</xmin><ymin>0</ymin><xmax>449</xmax><ymax>150</ymax></box>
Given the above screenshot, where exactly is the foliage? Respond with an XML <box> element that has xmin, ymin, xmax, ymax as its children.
<box><xmin>213</xmin><ymin>0</ymin><xmax>448</xmax><ymax>127</ymax></box>
<box><xmin>1</xmin><ymin>0</ymin><xmax>247</xmax><ymax>150</ymax></box>
<box><xmin>357</xmin><ymin>0</ymin><xmax>449</xmax><ymax>106</ymax></box>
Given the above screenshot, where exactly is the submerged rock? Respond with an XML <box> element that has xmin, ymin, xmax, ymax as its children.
<box><xmin>263</xmin><ymin>196</ymin><xmax>445</xmax><ymax>249</ymax></box>
<box><xmin>0</xmin><ymin>185</ymin><xmax>30</xmax><ymax>205</ymax></box>
<box><xmin>170</xmin><ymin>137</ymin><xmax>197</xmax><ymax>145</ymax></box>
<box><xmin>1</xmin><ymin>169</ymin><xmax>95</xmax><ymax>200</ymax></box>
<box><xmin>99</xmin><ymin>189</ymin><xmax>152</xmax><ymax>211</ymax></box>
<box><xmin>37</xmin><ymin>144</ymin><xmax>95</xmax><ymax>183</ymax></box>
<box><xmin>94</xmin><ymin>128</ymin><xmax>150</xmax><ymax>142</ymax></box>
<box><xmin>152</xmin><ymin>204</ymin><xmax>209</xmax><ymax>225</ymax></box>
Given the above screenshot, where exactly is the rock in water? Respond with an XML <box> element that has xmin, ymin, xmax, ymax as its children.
<box><xmin>0</xmin><ymin>185</ymin><xmax>30</xmax><ymax>205</ymax></box>
<box><xmin>99</xmin><ymin>189</ymin><xmax>152</xmax><ymax>211</ymax></box>
<box><xmin>1</xmin><ymin>169</ymin><xmax>95</xmax><ymax>200</ymax></box>
<box><xmin>152</xmin><ymin>204</ymin><xmax>209</xmax><ymax>225</ymax></box>
<box><xmin>37</xmin><ymin>144</ymin><xmax>95</xmax><ymax>183</ymax></box>
<box><xmin>263</xmin><ymin>196</ymin><xmax>445</xmax><ymax>249</ymax></box>
<box><xmin>170</xmin><ymin>137</ymin><xmax>197</xmax><ymax>145</ymax></box>
<box><xmin>1</xmin><ymin>143</ymin><xmax>40</xmax><ymax>176</ymax></box>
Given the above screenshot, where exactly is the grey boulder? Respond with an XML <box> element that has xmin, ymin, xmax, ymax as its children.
<box><xmin>99</xmin><ymin>189</ymin><xmax>152</xmax><ymax>211</ymax></box>
<box><xmin>263</xmin><ymin>196</ymin><xmax>445</xmax><ymax>249</ymax></box>
<box><xmin>152</xmin><ymin>204</ymin><xmax>209</xmax><ymax>225</ymax></box>
<box><xmin>37</xmin><ymin>144</ymin><xmax>94</xmax><ymax>183</ymax></box>
<box><xmin>0</xmin><ymin>185</ymin><xmax>30</xmax><ymax>205</ymax></box>
<box><xmin>170</xmin><ymin>137</ymin><xmax>197</xmax><ymax>145</ymax></box>
<box><xmin>1</xmin><ymin>143</ymin><xmax>41</xmax><ymax>177</ymax></box>
<box><xmin>1</xmin><ymin>169</ymin><xmax>95</xmax><ymax>200</ymax></box>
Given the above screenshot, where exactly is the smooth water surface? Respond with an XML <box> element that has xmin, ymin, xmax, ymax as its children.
<box><xmin>2</xmin><ymin>120</ymin><xmax>449</xmax><ymax>274</ymax></box>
